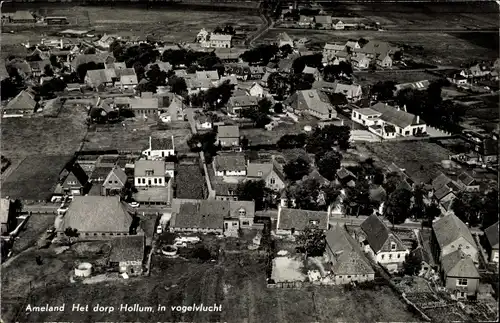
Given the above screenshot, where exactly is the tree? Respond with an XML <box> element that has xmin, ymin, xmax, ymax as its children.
<box><xmin>169</xmin><ymin>76</ymin><xmax>187</xmax><ymax>95</ymax></box>
<box><xmin>277</xmin><ymin>134</ymin><xmax>307</xmax><ymax>149</ymax></box>
<box><xmin>385</xmin><ymin>188</ymin><xmax>413</xmax><ymax>225</ymax></box>
<box><xmin>451</xmin><ymin>192</ymin><xmax>484</xmax><ymax>227</ymax></box>
<box><xmin>279</xmin><ymin>44</ymin><xmax>293</xmax><ymax>57</ymax></box>
<box><xmin>267</xmin><ymin>72</ymin><xmax>288</xmax><ymax>99</ymax></box>
<box><xmin>294</xmin><ymin>177</ymin><xmax>322</xmax><ymax>210</ymax></box>
<box><xmin>283</xmin><ymin>157</ymin><xmax>310</xmax><ymax>182</ymax></box>
<box><xmin>136</xmin><ymin>80</ymin><xmax>157</xmax><ymax>94</ymax></box>
<box><xmin>146</xmin><ymin>64</ymin><xmax>168</xmax><ymax>87</ymax></box>
<box><xmin>411</xmin><ymin>184</ymin><xmax>426</xmax><ymax>219</ymax></box>
<box><xmin>393</xmin><ymin>51</ymin><xmax>403</xmax><ymax>61</ymax></box>
<box><xmin>371</xmin><ymin>81</ymin><xmax>396</xmax><ymax>100</ymax></box>
<box><xmin>289</xmin><ymin>73</ymin><xmax>315</xmax><ymax>92</ymax></box>
<box><xmin>424</xmin><ymin>203</ymin><xmax>441</xmax><ymax>227</ymax></box>
<box><xmin>43</xmin><ymin>64</ymin><xmax>54</xmax><ymax>76</ymax></box>
<box><xmin>322</xmin><ymin>183</ymin><xmax>341</xmax><ymax>207</ymax></box>
<box><xmin>84</xmin><ymin>47</ymin><xmax>96</xmax><ymax>55</ymax></box>
<box><xmin>291</xmin><ymin>53</ymin><xmax>322</xmax><ymax>74</ymax></box>
<box><xmin>317</xmin><ymin>151</ymin><xmax>342</xmax><ymax>181</ymax></box>
<box><xmin>482</xmin><ymin>188</ymin><xmax>499</xmax><ymax>229</ymax></box>
<box><xmin>240</xmin><ymin>44</ymin><xmax>279</xmax><ymax>65</ymax></box>
<box><xmin>64</xmin><ymin>227</ymin><xmax>79</xmax><ymax>244</ymax></box>
<box><xmin>257</xmin><ymin>97</ymin><xmax>273</xmax><ymax>115</ymax></box>
<box><xmin>296</xmin><ymin>225</ymin><xmax>326</xmax><ymax>257</ymax></box>
<box><xmin>236</xmin><ymin>180</ymin><xmax>267</xmax><ymax>210</ymax></box>
<box><xmin>403</xmin><ymin>252</ymin><xmax>422</xmax><ymax>276</ymax></box>
<box><xmin>273</xmin><ymin>102</ymin><xmax>283</xmax><ymax>114</ymax></box>
<box><xmin>343</xmin><ymin>177</ymin><xmax>374</xmax><ymax>216</ymax></box>
<box><xmin>241</xmin><ymin>109</ymin><xmax>271</xmax><ymax>128</ymax></box>
<box><xmin>49</xmin><ymin>55</ymin><xmax>61</xmax><ymax>68</ymax></box>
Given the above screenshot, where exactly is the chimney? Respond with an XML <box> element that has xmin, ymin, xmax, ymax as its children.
<box><xmin>402</xmin><ymin>104</ymin><xmax>407</xmax><ymax>112</ymax></box>
<box><xmin>416</xmin><ymin>115</ymin><xmax>420</xmax><ymax>124</ymax></box>
<box><xmin>60</xmin><ymin>39</ymin><xmax>63</xmax><ymax>49</ymax></box>
<box><xmin>149</xmin><ymin>136</ymin><xmax>152</xmax><ymax>150</ymax></box>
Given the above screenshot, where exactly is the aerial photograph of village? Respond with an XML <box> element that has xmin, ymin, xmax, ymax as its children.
<box><xmin>0</xmin><ymin>0</ymin><xmax>498</xmax><ymax>322</ymax></box>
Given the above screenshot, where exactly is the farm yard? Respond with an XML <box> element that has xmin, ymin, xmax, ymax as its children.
<box><xmin>356</xmin><ymin>141</ymin><xmax>453</xmax><ymax>184</ymax></box>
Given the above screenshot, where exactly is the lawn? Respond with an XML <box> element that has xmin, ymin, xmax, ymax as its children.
<box><xmin>11</xmin><ymin>213</ymin><xmax>57</xmax><ymax>255</ymax></box>
<box><xmin>1</xmin><ymin>155</ymin><xmax>74</xmax><ymax>201</ymax></box>
<box><xmin>354</xmin><ymin>70</ymin><xmax>441</xmax><ymax>87</ymax></box>
<box><xmin>174</xmin><ymin>164</ymin><xmax>206</xmax><ymax>199</ymax></box>
<box><xmin>7</xmin><ymin>248</ymin><xmax>419</xmax><ymax>323</ymax></box>
<box><xmin>1</xmin><ymin>107</ymin><xmax>88</xmax><ymax>158</ymax></box>
<box><xmin>356</xmin><ymin>141</ymin><xmax>453</xmax><ymax>184</ymax></box>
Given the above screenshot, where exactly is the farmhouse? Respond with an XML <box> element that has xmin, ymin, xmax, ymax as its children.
<box><xmin>333</xmin><ymin>82</ymin><xmax>362</xmax><ymax>102</ymax></box>
<box><xmin>298</xmin><ymin>15</ymin><xmax>314</xmax><ymax>28</ymax></box>
<box><xmin>484</xmin><ymin>222</ymin><xmax>499</xmax><ymax>263</ymax></box>
<box><xmin>246</xmin><ymin>161</ymin><xmax>286</xmax><ymax>191</ymax></box>
<box><xmin>302</xmin><ymin>65</ymin><xmax>320</xmax><ymax>80</ymax></box>
<box><xmin>376</xmin><ymin>53</ymin><xmax>393</xmax><ymax>68</ymax></box>
<box><xmin>216</xmin><ymin>125</ymin><xmax>240</xmax><ymax>150</ymax></box>
<box><xmin>101</xmin><ymin>166</ymin><xmax>128</xmax><ymax>196</ymax></box>
<box><xmin>109</xmin><ymin>235</ymin><xmax>145</xmax><ymax>276</ymax></box>
<box><xmin>227</xmin><ymin>95</ymin><xmax>259</xmax><ymax>115</ymax></box>
<box><xmin>441</xmin><ymin>249</ymin><xmax>480</xmax><ymax>299</ymax></box>
<box><xmin>322</xmin><ymin>43</ymin><xmax>346</xmax><ymax>65</ymax></box>
<box><xmin>456</xmin><ymin>172</ymin><xmax>480</xmax><ymax>192</ymax></box>
<box><xmin>2</xmin><ymin>90</ymin><xmax>38</xmax><ymax>117</ymax></box>
<box><xmin>97</xmin><ymin>34</ymin><xmax>119</xmax><ymax>49</ymax></box>
<box><xmin>56</xmin><ymin>196</ymin><xmax>133</xmax><ymax>238</ymax></box>
<box><xmin>284</xmin><ymin>89</ymin><xmax>336</xmax><ymax>120</ymax></box>
<box><xmin>431</xmin><ymin>214</ymin><xmax>478</xmax><ymax>264</ymax></box>
<box><xmin>332</xmin><ymin>19</ymin><xmax>345</xmax><ymax>30</ymax></box>
<box><xmin>248</xmin><ymin>83</ymin><xmax>265</xmax><ymax>98</ymax></box>
<box><xmin>194</xmin><ymin>114</ymin><xmax>213</xmax><ymax>130</ymax></box>
<box><xmin>59</xmin><ymin>162</ymin><xmax>89</xmax><ymax>196</ymax></box>
<box><xmin>325</xmin><ymin>224</ymin><xmax>375</xmax><ymax>284</ymax></box>
<box><xmin>213</xmin><ymin>154</ymin><xmax>246</xmax><ymax>177</ymax></box>
<box><xmin>170</xmin><ymin>200</ymin><xmax>226</xmax><ymax>234</ymax></box>
<box><xmin>142</xmin><ymin>136</ymin><xmax>175</xmax><ymax>159</ymax></box>
<box><xmin>84</xmin><ymin>69</ymin><xmax>115</xmax><ymax>89</ymax></box>
<box><xmin>128</xmin><ymin>97</ymin><xmax>160</xmax><ymax>116</ymax></box>
<box><xmin>204</xmin><ymin>33</ymin><xmax>232</xmax><ymax>48</ymax></box>
<box><xmin>134</xmin><ymin>160</ymin><xmax>167</xmax><ymax>187</ymax></box>
<box><xmin>356</xmin><ymin>214</ymin><xmax>409</xmax><ymax>272</ymax></box>
<box><xmin>276</xmin><ymin>206</ymin><xmax>330</xmax><ymax>235</ymax></box>
<box><xmin>351</xmin><ymin>55</ymin><xmax>370</xmax><ymax>69</ymax></box>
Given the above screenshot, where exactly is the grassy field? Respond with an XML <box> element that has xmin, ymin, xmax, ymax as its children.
<box><xmin>354</xmin><ymin>70</ymin><xmax>441</xmax><ymax>86</ymax></box>
<box><xmin>258</xmin><ymin>29</ymin><xmax>498</xmax><ymax>66</ymax></box>
<box><xmin>356</xmin><ymin>141</ymin><xmax>453</xmax><ymax>184</ymax></box>
<box><xmin>1</xmin><ymin>155</ymin><xmax>73</xmax><ymax>201</ymax></box>
<box><xmin>11</xmin><ymin>214</ymin><xmax>57</xmax><ymax>255</ymax></box>
<box><xmin>174</xmin><ymin>164</ymin><xmax>206</xmax><ymax>199</ymax></box>
<box><xmin>5</xmin><ymin>247</ymin><xmax>418</xmax><ymax>322</ymax></box>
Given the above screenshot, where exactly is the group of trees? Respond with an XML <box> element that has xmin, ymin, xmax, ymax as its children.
<box><xmin>213</xmin><ymin>25</ymin><xmax>235</xmax><ymax>35</ymax></box>
<box><xmin>323</xmin><ymin>62</ymin><xmax>353</xmax><ymax>82</ymax></box>
<box><xmin>240</xmin><ymin>44</ymin><xmax>279</xmax><ymax>65</ymax></box>
<box><xmin>187</xmin><ymin>80</ymin><xmax>234</xmax><ymax>110</ymax></box>
<box><xmin>1</xmin><ymin>66</ymin><xmax>24</xmax><ymax>100</ymax></box>
<box><xmin>161</xmin><ymin>49</ymin><xmax>223</xmax><ymax>72</ymax></box>
<box><xmin>110</xmin><ymin>41</ymin><xmax>160</xmax><ymax>77</ymax></box>
<box><xmin>267</xmin><ymin>72</ymin><xmax>316</xmax><ymax>99</ymax></box>
<box><xmin>291</xmin><ymin>53</ymin><xmax>322</xmax><ymax>74</ymax></box>
<box><xmin>236</xmin><ymin>179</ymin><xmax>271</xmax><ymax>211</ymax></box>
<box><xmin>451</xmin><ymin>189</ymin><xmax>499</xmax><ymax>229</ymax></box>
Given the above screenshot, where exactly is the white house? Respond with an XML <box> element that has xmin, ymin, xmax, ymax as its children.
<box><xmin>356</xmin><ymin>214</ymin><xmax>410</xmax><ymax>272</ymax></box>
<box><xmin>134</xmin><ymin>160</ymin><xmax>167</xmax><ymax>187</ymax></box>
<box><xmin>351</xmin><ymin>55</ymin><xmax>370</xmax><ymax>69</ymax></box>
<box><xmin>213</xmin><ymin>154</ymin><xmax>247</xmax><ymax>177</ymax></box>
<box><xmin>376</xmin><ymin>53</ymin><xmax>393</xmax><ymax>68</ymax></box>
<box><xmin>248</xmin><ymin>82</ymin><xmax>265</xmax><ymax>98</ymax></box>
<box><xmin>142</xmin><ymin>136</ymin><xmax>175</xmax><ymax>159</ymax></box>
<box><xmin>96</xmin><ymin>34</ymin><xmax>118</xmax><ymax>49</ymax></box>
<box><xmin>278</xmin><ymin>32</ymin><xmax>294</xmax><ymax>48</ymax></box>
<box><xmin>332</xmin><ymin>19</ymin><xmax>345</xmax><ymax>30</ymax></box>
<box><xmin>203</xmin><ymin>33</ymin><xmax>232</xmax><ymax>48</ymax></box>
<box><xmin>333</xmin><ymin>82</ymin><xmax>362</xmax><ymax>102</ymax></box>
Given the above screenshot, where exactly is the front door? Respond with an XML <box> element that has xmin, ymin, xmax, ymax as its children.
<box><xmin>148</xmin><ymin>179</ymin><xmax>151</xmax><ymax>186</ymax></box>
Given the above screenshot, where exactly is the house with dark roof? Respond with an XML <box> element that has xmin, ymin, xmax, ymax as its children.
<box><xmin>101</xmin><ymin>166</ymin><xmax>128</xmax><ymax>196</ymax></box>
<box><xmin>325</xmin><ymin>224</ymin><xmax>375</xmax><ymax>284</ymax></box>
<box><xmin>213</xmin><ymin>154</ymin><xmax>246</xmax><ymax>177</ymax></box>
<box><xmin>2</xmin><ymin>90</ymin><xmax>38</xmax><ymax>117</ymax></box>
<box><xmin>356</xmin><ymin>214</ymin><xmax>409</xmax><ymax>272</ymax></box>
<box><xmin>314</xmin><ymin>15</ymin><xmax>332</xmax><ymax>29</ymax></box>
<box><xmin>441</xmin><ymin>249</ymin><xmax>480</xmax><ymax>299</ymax></box>
<box><xmin>56</xmin><ymin>196</ymin><xmax>134</xmax><ymax>238</ymax></box>
<box><xmin>0</xmin><ymin>199</ymin><xmax>16</xmax><ymax>234</ymax></box>
<box><xmin>456</xmin><ymin>172</ymin><xmax>479</xmax><ymax>192</ymax></box>
<box><xmin>109</xmin><ymin>235</ymin><xmax>145</xmax><ymax>276</ymax></box>
<box><xmin>216</xmin><ymin>125</ymin><xmax>240</xmax><ymax>150</ymax></box>
<box><xmin>142</xmin><ymin>135</ymin><xmax>175</xmax><ymax>160</ymax></box>
<box><xmin>246</xmin><ymin>161</ymin><xmax>286</xmax><ymax>191</ymax></box>
<box><xmin>227</xmin><ymin>95</ymin><xmax>259</xmax><ymax>115</ymax></box>
<box><xmin>59</xmin><ymin>162</ymin><xmax>89</xmax><ymax>196</ymax></box>
<box><xmin>431</xmin><ymin>214</ymin><xmax>478</xmax><ymax>264</ymax></box>
<box><xmin>283</xmin><ymin>89</ymin><xmax>336</xmax><ymax>120</ymax></box>
<box><xmin>336</xmin><ymin>167</ymin><xmax>357</xmax><ymax>185</ymax></box>
<box><xmin>10</xmin><ymin>11</ymin><xmax>36</xmax><ymax>23</ymax></box>
<box><xmin>84</xmin><ymin>69</ymin><xmax>115</xmax><ymax>89</ymax></box>
<box><xmin>484</xmin><ymin>221</ymin><xmax>498</xmax><ymax>263</ymax></box>
<box><xmin>276</xmin><ymin>206</ymin><xmax>330</xmax><ymax>235</ymax></box>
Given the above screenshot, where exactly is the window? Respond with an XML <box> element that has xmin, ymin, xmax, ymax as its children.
<box><xmin>242</xmin><ymin>221</ymin><xmax>249</xmax><ymax>226</ymax></box>
<box><xmin>391</xmin><ymin>242</ymin><xmax>397</xmax><ymax>251</ymax></box>
<box><xmin>347</xmin><ymin>276</ymin><xmax>351</xmax><ymax>278</ymax></box>
<box><xmin>389</xmin><ymin>254</ymin><xmax>392</xmax><ymax>259</ymax></box>
<box><xmin>142</xmin><ymin>178</ymin><xmax>146</xmax><ymax>184</ymax></box>
<box><xmin>233</xmin><ymin>222</ymin><xmax>238</xmax><ymax>226</ymax></box>
<box><xmin>225</xmin><ymin>223</ymin><xmax>228</xmax><ymax>229</ymax></box>
<box><xmin>154</xmin><ymin>178</ymin><xmax>158</xmax><ymax>184</ymax></box>
<box><xmin>310</xmin><ymin>220</ymin><xmax>318</xmax><ymax>225</ymax></box>
<box><xmin>257</xmin><ymin>171</ymin><xmax>263</xmax><ymax>176</ymax></box>
<box><xmin>457</xmin><ymin>278</ymin><xmax>467</xmax><ymax>286</ymax></box>
<box><xmin>114</xmin><ymin>181</ymin><xmax>118</xmax><ymax>184</ymax></box>
<box><xmin>239</xmin><ymin>208</ymin><xmax>246</xmax><ymax>217</ymax></box>
<box><xmin>381</xmin><ymin>255</ymin><xmax>385</xmax><ymax>260</ymax></box>
<box><xmin>108</xmin><ymin>181</ymin><xmax>112</xmax><ymax>184</ymax></box>
<box><xmin>159</xmin><ymin>178</ymin><xmax>162</xmax><ymax>184</ymax></box>
<box><xmin>270</xmin><ymin>178</ymin><xmax>276</xmax><ymax>185</ymax></box>
<box><xmin>338</xmin><ymin>275</ymin><xmax>342</xmax><ymax>278</ymax></box>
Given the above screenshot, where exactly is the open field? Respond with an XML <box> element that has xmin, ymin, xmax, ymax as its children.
<box><xmin>356</xmin><ymin>141</ymin><xmax>453</xmax><ymax>184</ymax></box>
<box><xmin>1</xmin><ymin>155</ymin><xmax>73</xmax><ymax>201</ymax></box>
<box><xmin>259</xmin><ymin>29</ymin><xmax>498</xmax><ymax>66</ymax></box>
<box><xmin>11</xmin><ymin>214</ymin><xmax>57</xmax><ymax>255</ymax></box>
<box><xmin>5</xmin><ymin>247</ymin><xmax>418</xmax><ymax>322</ymax></box>
<box><xmin>354</xmin><ymin>70</ymin><xmax>441</xmax><ymax>86</ymax></box>
<box><xmin>1</xmin><ymin>107</ymin><xmax>88</xmax><ymax>157</ymax></box>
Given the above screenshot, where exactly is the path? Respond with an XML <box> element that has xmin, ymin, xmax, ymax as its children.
<box><xmin>247</xmin><ymin>5</ymin><xmax>273</xmax><ymax>47</ymax></box>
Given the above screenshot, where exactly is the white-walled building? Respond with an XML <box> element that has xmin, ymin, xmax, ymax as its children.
<box><xmin>213</xmin><ymin>154</ymin><xmax>247</xmax><ymax>177</ymax></box>
<box><xmin>142</xmin><ymin>136</ymin><xmax>175</xmax><ymax>159</ymax></box>
<box><xmin>134</xmin><ymin>160</ymin><xmax>167</xmax><ymax>187</ymax></box>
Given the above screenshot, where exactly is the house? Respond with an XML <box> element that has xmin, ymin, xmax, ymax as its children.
<box><xmin>109</xmin><ymin>235</ymin><xmax>145</xmax><ymax>276</ymax></box>
<box><xmin>278</xmin><ymin>59</ymin><xmax>294</xmax><ymax>74</ymax></box>
<box><xmin>394</xmin><ymin>80</ymin><xmax>430</xmax><ymax>94</ymax></box>
<box><xmin>456</xmin><ymin>172</ymin><xmax>480</xmax><ymax>192</ymax></box>
<box><xmin>120</xmin><ymin>74</ymin><xmax>138</xmax><ymax>89</ymax></box>
<box><xmin>228</xmin><ymin>95</ymin><xmax>259</xmax><ymax>115</ymax></box>
<box><xmin>345</xmin><ymin>40</ymin><xmax>361</xmax><ymax>50</ymax></box>
<box><xmin>142</xmin><ymin>136</ymin><xmax>175</xmax><ymax>159</ymax></box>
<box><xmin>60</xmin><ymin>162</ymin><xmax>89</xmax><ymax>196</ymax></box>
<box><xmin>462</xmin><ymin>63</ymin><xmax>491</xmax><ymax>78</ymax></box>
<box><xmin>97</xmin><ymin>34</ymin><xmax>118</xmax><ymax>49</ymax></box>
<box><xmin>325</xmin><ymin>224</ymin><xmax>376</xmax><ymax>284</ymax></box>
<box><xmin>351</xmin><ymin>55</ymin><xmax>370</xmax><ymax>69</ymax></box>
<box><xmin>101</xmin><ymin>166</ymin><xmax>128</xmax><ymax>196</ymax></box>
<box><xmin>10</xmin><ymin>11</ymin><xmax>36</xmax><ymax>23</ymax></box>
<box><xmin>431</xmin><ymin>214</ymin><xmax>478</xmax><ymax>264</ymax></box>
<box><xmin>0</xmin><ymin>199</ymin><xmax>16</xmax><ymax>234</ymax></box>
<box><xmin>322</xmin><ymin>43</ymin><xmax>346</xmax><ymax>65</ymax></box>
<box><xmin>332</xmin><ymin>19</ymin><xmax>345</xmax><ymax>30</ymax></box>
<box><xmin>84</xmin><ymin>69</ymin><xmax>115</xmax><ymax>89</ymax></box>
<box><xmin>283</xmin><ymin>89</ymin><xmax>336</xmax><ymax>120</ymax></box>
<box><xmin>164</xmin><ymin>95</ymin><xmax>184</xmax><ymax>122</ymax></box>
<box><xmin>249</xmin><ymin>66</ymin><xmax>265</xmax><ymax>80</ymax></box>
<box><xmin>216</xmin><ymin>125</ymin><xmax>240</xmax><ymax>150</ymax></box>
<box><xmin>204</xmin><ymin>33</ymin><xmax>232</xmax><ymax>48</ymax></box>
<box><xmin>228</xmin><ymin>200</ymin><xmax>256</xmax><ymax>230</ymax></box>
<box><xmin>302</xmin><ymin>65</ymin><xmax>320</xmax><ymax>80</ymax></box>
<box><xmin>246</xmin><ymin>161</ymin><xmax>286</xmax><ymax>191</ymax></box>
<box><xmin>28</xmin><ymin>60</ymin><xmax>51</xmax><ymax>77</ymax></box>
<box><xmin>196</xmin><ymin>70</ymin><xmax>220</xmax><ymax>83</ymax></box>
<box><xmin>213</xmin><ymin>154</ymin><xmax>246</xmax><ymax>177</ymax></box>
<box><xmin>352</xmin><ymin>103</ymin><xmax>426</xmax><ymax>138</ymax></box>
<box><xmin>357</xmin><ymin>214</ymin><xmax>409</xmax><ymax>272</ymax></box>
<box><xmin>441</xmin><ymin>249</ymin><xmax>480</xmax><ymax>299</ymax></box>
<box><xmin>296</xmin><ymin>37</ymin><xmax>310</xmax><ymax>47</ymax></box>
<box><xmin>194</xmin><ymin>113</ymin><xmax>213</xmax><ymax>130</ymax></box>
<box><xmin>447</xmin><ymin>74</ymin><xmax>468</xmax><ymax>86</ymax></box>
<box><xmin>129</xmin><ymin>97</ymin><xmax>160</xmax><ymax>116</ymax></box>
<box><xmin>376</xmin><ymin>53</ymin><xmax>393</xmax><ymax>68</ymax></box>
<box><xmin>278</xmin><ymin>32</ymin><xmax>294</xmax><ymax>48</ymax></box>
<box><xmin>196</xmin><ymin>28</ymin><xmax>209</xmax><ymax>42</ymax></box>
<box><xmin>248</xmin><ymin>83</ymin><xmax>265</xmax><ymax>98</ymax></box>
<box><xmin>315</xmin><ymin>15</ymin><xmax>332</xmax><ymax>29</ymax></box>
<box><xmin>213</xmin><ymin>182</ymin><xmax>239</xmax><ymax>201</ymax></box>
<box><xmin>2</xmin><ymin>90</ymin><xmax>38</xmax><ymax>117</ymax></box>
<box><xmin>298</xmin><ymin>15</ymin><xmax>314</xmax><ymax>28</ymax></box>
<box><xmin>134</xmin><ymin>160</ymin><xmax>167</xmax><ymax>187</ymax></box>
<box><xmin>276</xmin><ymin>206</ymin><xmax>330</xmax><ymax>235</ymax></box>
<box><xmin>484</xmin><ymin>222</ymin><xmax>498</xmax><ymax>263</ymax></box>
<box><xmin>333</xmin><ymin>82</ymin><xmax>362</xmax><ymax>102</ymax></box>
<box><xmin>353</xmin><ymin>40</ymin><xmax>395</xmax><ymax>59</ymax></box>
<box><xmin>56</xmin><ymin>196</ymin><xmax>133</xmax><ymax>237</ymax></box>
<box><xmin>336</xmin><ymin>167</ymin><xmax>357</xmax><ymax>185</ymax></box>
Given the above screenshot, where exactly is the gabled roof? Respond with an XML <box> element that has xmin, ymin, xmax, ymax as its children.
<box><xmin>196</xmin><ymin>70</ymin><xmax>219</xmax><ymax>81</ymax></box>
<box><xmin>302</xmin><ymin>65</ymin><xmax>319</xmax><ymax>75</ymax></box>
<box><xmin>12</xmin><ymin>11</ymin><xmax>35</xmax><ymax>21</ymax></box>
<box><xmin>246</xmin><ymin>162</ymin><xmax>276</xmax><ymax>179</ymax></box>
<box><xmin>395</xmin><ymin>80</ymin><xmax>430</xmax><ymax>92</ymax></box>
<box><xmin>325</xmin><ymin>224</ymin><xmax>375</xmax><ymax>275</ymax></box>
<box><xmin>134</xmin><ymin>160</ymin><xmax>165</xmax><ymax>177</ymax></box>
<box><xmin>4</xmin><ymin>90</ymin><xmax>37</xmax><ymax>112</ymax></box>
<box><xmin>129</xmin><ymin>97</ymin><xmax>159</xmax><ymax>110</ymax></box>
<box><xmin>441</xmin><ymin>249</ymin><xmax>480</xmax><ymax>278</ymax></box>
<box><xmin>278</xmin><ymin>59</ymin><xmax>294</xmax><ymax>73</ymax></box>
<box><xmin>86</xmin><ymin>69</ymin><xmax>113</xmax><ymax>85</ymax></box>
<box><xmin>104</xmin><ymin>166</ymin><xmax>128</xmax><ymax>187</ymax></box>
<box><xmin>171</xmin><ymin>200</ymin><xmax>230</xmax><ymax>229</ymax></box>
<box><xmin>333</xmin><ymin>82</ymin><xmax>362</xmax><ymax>98</ymax></box>
<box><xmin>217</xmin><ymin>125</ymin><xmax>239</xmax><ymax>138</ymax></box>
<box><xmin>277</xmin><ymin>207</ymin><xmax>329</xmax><ymax>231</ymax></box>
<box><xmin>229</xmin><ymin>95</ymin><xmax>258</xmax><ymax>108</ymax></box>
<box><xmin>214</xmin><ymin>154</ymin><xmax>246</xmax><ymax>172</ymax></box>
<box><xmin>484</xmin><ymin>221</ymin><xmax>499</xmax><ymax>249</ymax></box>
<box><xmin>109</xmin><ymin>235</ymin><xmax>145</xmax><ymax>262</ymax></box>
<box><xmin>369</xmin><ymin>185</ymin><xmax>387</xmax><ymax>203</ymax></box>
<box><xmin>120</xmin><ymin>74</ymin><xmax>138</xmax><ymax>85</ymax></box>
<box><xmin>150</xmin><ymin>136</ymin><xmax>174</xmax><ymax>150</ymax></box>
<box><xmin>58</xmin><ymin>196</ymin><xmax>132</xmax><ymax>233</ymax></box>
<box><xmin>432</xmin><ymin>214</ymin><xmax>476</xmax><ymax>249</ymax></box>
<box><xmin>63</xmin><ymin>162</ymin><xmax>89</xmax><ymax>186</ymax></box>
<box><xmin>315</xmin><ymin>16</ymin><xmax>332</xmax><ymax>24</ymax></box>
<box><xmin>291</xmin><ymin>89</ymin><xmax>335</xmax><ymax>116</ymax></box>
<box><xmin>457</xmin><ymin>172</ymin><xmax>475</xmax><ymax>187</ymax></box>
<box><xmin>115</xmin><ymin>67</ymin><xmax>136</xmax><ymax>78</ymax></box>
<box><xmin>360</xmin><ymin>214</ymin><xmax>406</xmax><ymax>253</ymax></box>
<box><xmin>210</xmin><ymin>33</ymin><xmax>232</xmax><ymax>42</ymax></box>
<box><xmin>324</xmin><ymin>43</ymin><xmax>346</xmax><ymax>51</ymax></box>
<box><xmin>71</xmin><ymin>53</ymin><xmax>107</xmax><ymax>69</ymax></box>
<box><xmin>371</xmin><ymin>102</ymin><xmax>423</xmax><ymax>128</ymax></box>
<box><xmin>278</xmin><ymin>32</ymin><xmax>293</xmax><ymax>42</ymax></box>
<box><xmin>336</xmin><ymin>167</ymin><xmax>357</xmax><ymax>180</ymax></box>
<box><xmin>434</xmin><ymin>185</ymin><xmax>455</xmax><ymax>201</ymax></box>
<box><xmin>228</xmin><ymin>200</ymin><xmax>255</xmax><ymax>219</ymax></box>
<box><xmin>432</xmin><ymin>172</ymin><xmax>453</xmax><ymax>191</ymax></box>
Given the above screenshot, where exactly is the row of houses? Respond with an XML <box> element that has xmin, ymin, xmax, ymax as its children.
<box><xmin>322</xmin><ymin>39</ymin><xmax>397</xmax><ymax>68</ymax></box>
